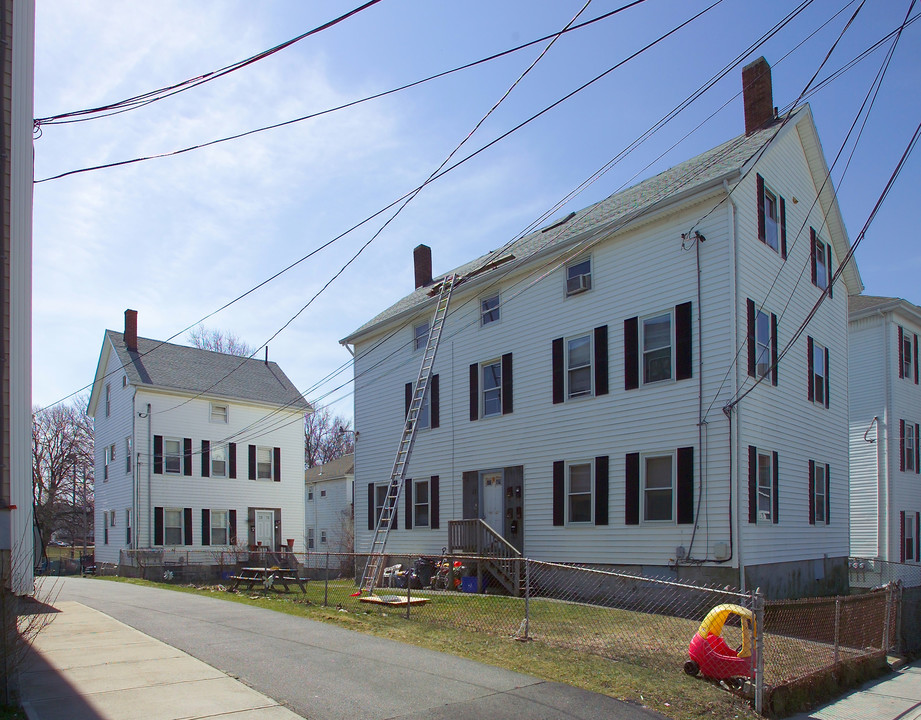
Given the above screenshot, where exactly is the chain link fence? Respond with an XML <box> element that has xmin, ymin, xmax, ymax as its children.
<box><xmin>850</xmin><ymin>556</ymin><xmax>920</xmax><ymax>654</ymax></box>
<box><xmin>114</xmin><ymin>549</ymin><xmax>906</xmax><ymax>714</ymax></box>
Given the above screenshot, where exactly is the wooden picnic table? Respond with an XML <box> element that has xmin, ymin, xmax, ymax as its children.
<box><xmin>227</xmin><ymin>566</ymin><xmax>307</xmax><ymax>594</ymax></box>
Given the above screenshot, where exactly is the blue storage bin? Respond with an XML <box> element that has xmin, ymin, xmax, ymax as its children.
<box><xmin>461</xmin><ymin>576</ymin><xmax>479</xmax><ymax>593</ymax></box>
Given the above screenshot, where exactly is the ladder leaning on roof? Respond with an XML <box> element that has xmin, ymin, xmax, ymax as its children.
<box><xmin>356</xmin><ymin>273</ymin><xmax>458</xmax><ymax>596</ymax></box>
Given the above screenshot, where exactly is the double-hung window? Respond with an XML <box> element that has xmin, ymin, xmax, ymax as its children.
<box><xmin>482</xmin><ymin>361</ymin><xmax>502</xmax><ymax>417</ymax></box>
<box><xmin>567</xmin><ymin>335</ymin><xmax>592</xmax><ymax>398</ymax></box>
<box><xmin>807</xmin><ymin>337</ymin><xmax>829</xmax><ymax>408</ymax></box>
<box><xmin>211</xmin><ymin>445</ymin><xmax>227</xmax><ymax>478</ymax></box>
<box><xmin>374</xmin><ymin>485</ymin><xmax>389</xmax><ymax>526</ymax></box>
<box><xmin>413</xmin><ymin>321</ymin><xmax>429</xmax><ymax>351</ymax></box>
<box><xmin>755</xmin><ymin>310</ymin><xmax>771</xmax><ymax>378</ymax></box>
<box><xmin>901</xmin><ymin>328</ymin><xmax>915</xmax><ymax>380</ymax></box>
<box><xmin>567</xmin><ymin>462</ymin><xmax>593</xmax><ymax>523</ymax></box>
<box><xmin>210</xmin><ymin>510</ymin><xmax>228</xmax><ymax>545</ymax></box>
<box><xmin>164</xmin><ymin>438</ymin><xmax>182</xmax><ymax>474</ymax></box>
<box><xmin>164</xmin><ymin>509</ymin><xmax>183</xmax><ymax>545</ymax></box>
<box><xmin>643</xmin><ymin>454</ymin><xmax>674</xmax><ymax>522</ymax></box>
<box><xmin>414</xmin><ymin>479</ymin><xmax>430</xmax><ymax>528</ymax></box>
<box><xmin>256</xmin><ymin>447</ymin><xmax>273</xmax><ymax>480</ymax></box>
<box><xmin>104</xmin><ymin>445</ymin><xmax>111</xmax><ymax>480</ymax></box>
<box><xmin>812</xmin><ymin>462</ymin><xmax>827</xmax><ymax>524</ymax></box>
<box><xmin>814</xmin><ymin>236</ymin><xmax>828</xmax><ymax>291</ymax></box>
<box><xmin>307</xmin><ymin>528</ymin><xmax>315</xmax><ymax>549</ymax></box>
<box><xmin>906</xmin><ymin>514</ymin><xmax>916</xmax><ymax>561</ymax></box>
<box><xmin>481</xmin><ymin>294</ymin><xmax>500</xmax><ymax>326</ymax></box>
<box><xmin>763</xmin><ymin>188</ymin><xmax>779</xmax><ymax>251</ymax></box>
<box><xmin>125</xmin><ymin>437</ymin><xmax>132</xmax><ymax>473</ymax></box>
<box><xmin>105</xmin><ymin>383</ymin><xmax>111</xmax><ymax>417</ymax></box>
<box><xmin>757</xmin><ymin>452</ymin><xmax>773</xmax><ymax>522</ymax></box>
<box><xmin>643</xmin><ymin>313</ymin><xmax>672</xmax><ymax>384</ymax></box>
<box><xmin>565</xmin><ymin>257</ymin><xmax>592</xmax><ymax>296</ymax></box>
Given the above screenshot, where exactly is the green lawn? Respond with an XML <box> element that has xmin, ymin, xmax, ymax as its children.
<box><xmin>98</xmin><ymin>576</ymin><xmax>758</xmax><ymax>720</ymax></box>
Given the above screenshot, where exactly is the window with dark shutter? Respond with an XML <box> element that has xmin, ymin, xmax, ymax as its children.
<box><xmin>154</xmin><ymin>507</ymin><xmax>164</xmax><ymax>545</ymax></box>
<box><xmin>201</xmin><ymin>440</ymin><xmax>210</xmax><ymax>478</ymax></box>
<box><xmin>677</xmin><ymin>447</ymin><xmax>694</xmax><ymax>525</ymax></box>
<box><xmin>625</xmin><ymin>453</ymin><xmax>640</xmax><ymax>525</ymax></box>
<box><xmin>594</xmin><ymin>326</ymin><xmax>609</xmax><ymax>395</ymax></box>
<box><xmin>594</xmin><ymin>456</ymin><xmax>609</xmax><ymax>525</ymax></box>
<box><xmin>624</xmin><ymin>318</ymin><xmax>639</xmax><ymax>390</ymax></box>
<box><xmin>552</xmin><ymin>461</ymin><xmax>564</xmax><ymax>526</ymax></box>
<box><xmin>153</xmin><ymin>435</ymin><xmax>163</xmax><ymax>474</ymax></box>
<box><xmin>675</xmin><ymin>304</ymin><xmax>692</xmax><ymax>381</ymax></box>
<box><xmin>202</xmin><ymin>509</ymin><xmax>211</xmax><ymax>546</ymax></box>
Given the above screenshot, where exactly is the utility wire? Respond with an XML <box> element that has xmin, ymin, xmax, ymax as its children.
<box><xmin>34</xmin><ymin>0</ymin><xmax>384</xmax><ymax>127</ymax></box>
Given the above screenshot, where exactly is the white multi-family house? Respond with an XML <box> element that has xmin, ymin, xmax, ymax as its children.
<box><xmin>87</xmin><ymin>310</ymin><xmax>310</xmax><ymax>565</ymax></box>
<box><xmin>305</xmin><ymin>454</ymin><xmax>354</xmax><ymax>557</ymax></box>
<box><xmin>341</xmin><ymin>58</ymin><xmax>862</xmax><ymax>599</ymax></box>
<box><xmin>849</xmin><ymin>295</ymin><xmax>921</xmax><ymax>567</ymax></box>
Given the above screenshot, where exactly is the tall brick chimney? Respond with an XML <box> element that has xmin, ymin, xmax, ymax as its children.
<box><xmin>742</xmin><ymin>57</ymin><xmax>774</xmax><ymax>136</ymax></box>
<box><xmin>124</xmin><ymin>309</ymin><xmax>138</xmax><ymax>352</ymax></box>
<box><xmin>413</xmin><ymin>244</ymin><xmax>432</xmax><ymax>289</ymax></box>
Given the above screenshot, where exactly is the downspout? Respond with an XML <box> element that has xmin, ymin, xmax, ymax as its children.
<box><xmin>131</xmin><ymin>388</ymin><xmax>136</xmax><ymax>549</ymax></box>
<box><xmin>0</xmin><ymin>0</ymin><xmax>7</xmax><ymax>512</ymax></box>
<box><xmin>880</xmin><ymin>312</ymin><xmax>892</xmax><ymax>560</ymax></box>
<box><xmin>724</xmin><ymin>179</ymin><xmax>744</xmax><ymax>591</ymax></box>
<box><xmin>147</xmin><ymin>403</ymin><xmax>152</xmax><ymax>546</ymax></box>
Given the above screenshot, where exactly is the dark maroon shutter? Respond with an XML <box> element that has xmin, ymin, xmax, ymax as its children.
<box><xmin>552</xmin><ymin>461</ymin><xmax>564</xmax><ymax>526</ymax></box>
<box><xmin>431</xmin><ymin>476</ymin><xmax>440</xmax><ymax>529</ymax></box>
<box><xmin>405</xmin><ymin>479</ymin><xmax>413</xmax><ymax>530</ymax></box>
<box><xmin>153</xmin><ymin>435</ymin><xmax>163</xmax><ymax>474</ymax></box>
<box><xmin>229</xmin><ymin>509</ymin><xmax>237</xmax><ymax>545</ymax></box>
<box><xmin>826</xmin><ymin>243</ymin><xmax>833</xmax><ymax>298</ymax></box>
<box><xmin>228</xmin><ymin>443</ymin><xmax>237</xmax><ymax>479</ymax></box>
<box><xmin>552</xmin><ymin>338</ymin><xmax>564</xmax><ymax>403</ymax></box>
<box><xmin>899</xmin><ymin>326</ymin><xmax>905</xmax><ymax>379</ymax></box>
<box><xmin>675</xmin><ymin>303</ymin><xmax>692</xmax><ymax>381</ymax></box>
<box><xmin>469</xmin><ymin>363</ymin><xmax>479</xmax><ymax>420</ymax></box>
<box><xmin>915</xmin><ymin>335</ymin><xmax>919</xmax><ymax>384</ymax></box>
<box><xmin>915</xmin><ymin>423</ymin><xmax>921</xmax><ymax>474</ymax></box>
<box><xmin>183</xmin><ymin>508</ymin><xmax>193</xmax><ymax>545</ymax></box>
<box><xmin>625</xmin><ymin>453</ymin><xmax>640</xmax><ymax>525</ymax></box>
<box><xmin>808</xmin><ymin>461</ymin><xmax>815</xmax><ymax>525</ymax></box>
<box><xmin>901</xmin><ymin>420</ymin><xmax>906</xmax><ymax>471</ymax></box>
<box><xmin>624</xmin><ymin>318</ymin><xmax>639</xmax><ymax>390</ymax></box>
<box><xmin>431</xmin><ymin>374</ymin><xmax>440</xmax><ymax>428</ymax></box>
<box><xmin>807</xmin><ymin>336</ymin><xmax>814</xmax><ymax>401</ymax></box>
<box><xmin>502</xmin><ymin>353</ymin><xmax>513</xmax><ymax>413</ymax></box>
<box><xmin>154</xmin><ymin>506</ymin><xmax>164</xmax><ymax>545</ymax></box>
<box><xmin>202</xmin><ymin>509</ymin><xmax>211</xmax><ymax>545</ymax></box>
<box><xmin>916</xmin><ymin>512</ymin><xmax>920</xmax><ymax>561</ymax></box>
<box><xmin>368</xmin><ymin>483</ymin><xmax>375</xmax><ymax>531</ymax></box>
<box><xmin>595</xmin><ymin>455</ymin><xmax>609</xmax><ymax>525</ymax></box>
<box><xmin>183</xmin><ymin>438</ymin><xmax>192</xmax><ymax>476</ymax></box>
<box><xmin>405</xmin><ymin>382</ymin><xmax>412</xmax><ymax>419</ymax></box>
<box><xmin>201</xmin><ymin>440</ymin><xmax>210</xmax><ymax>478</ymax></box>
<box><xmin>273</xmin><ymin>447</ymin><xmax>281</xmax><ymax>482</ymax></box>
<box><xmin>810</xmin><ymin>228</ymin><xmax>818</xmax><ymax>285</ymax></box>
<box><xmin>746</xmin><ymin>299</ymin><xmax>756</xmax><ymax>377</ymax></box>
<box><xmin>594</xmin><ymin>326</ymin><xmax>609</xmax><ymax>395</ymax></box>
<box><xmin>748</xmin><ymin>446</ymin><xmax>757</xmax><ymax>524</ymax></box>
<box><xmin>824</xmin><ymin>347</ymin><xmax>830</xmax><ymax>409</ymax></box>
<box><xmin>677</xmin><ymin>447</ymin><xmax>694</xmax><ymax>524</ymax></box>
<box><xmin>248</xmin><ymin>445</ymin><xmax>256</xmax><ymax>480</ymax></box>
<box><xmin>900</xmin><ymin>511</ymin><xmax>906</xmax><ymax>562</ymax></box>
<box><xmin>756</xmin><ymin>174</ymin><xmax>766</xmax><ymax>242</ymax></box>
<box><xmin>825</xmin><ymin>465</ymin><xmax>831</xmax><ymax>525</ymax></box>
<box><xmin>779</xmin><ymin>196</ymin><xmax>787</xmax><ymax>259</ymax></box>
<box><xmin>772</xmin><ymin>451</ymin><xmax>779</xmax><ymax>524</ymax></box>
<box><xmin>771</xmin><ymin>313</ymin><xmax>778</xmax><ymax>386</ymax></box>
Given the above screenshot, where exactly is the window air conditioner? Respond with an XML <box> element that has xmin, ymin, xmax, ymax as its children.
<box><xmin>567</xmin><ymin>274</ymin><xmax>591</xmax><ymax>294</ymax></box>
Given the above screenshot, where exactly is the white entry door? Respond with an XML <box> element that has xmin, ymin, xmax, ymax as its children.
<box><xmin>481</xmin><ymin>470</ymin><xmax>504</xmax><ymax>532</ymax></box>
<box><xmin>255</xmin><ymin>510</ymin><xmax>275</xmax><ymax>548</ymax></box>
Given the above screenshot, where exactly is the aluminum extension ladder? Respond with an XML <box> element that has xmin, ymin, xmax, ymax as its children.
<box><xmin>356</xmin><ymin>273</ymin><xmax>458</xmax><ymax>595</ymax></box>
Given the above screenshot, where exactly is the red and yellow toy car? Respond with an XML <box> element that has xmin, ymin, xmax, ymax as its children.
<box><xmin>684</xmin><ymin>603</ymin><xmax>756</xmax><ymax>680</ymax></box>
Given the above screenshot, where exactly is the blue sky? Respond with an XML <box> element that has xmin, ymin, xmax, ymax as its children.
<box><xmin>32</xmin><ymin>0</ymin><xmax>921</xmax><ymax>414</ymax></box>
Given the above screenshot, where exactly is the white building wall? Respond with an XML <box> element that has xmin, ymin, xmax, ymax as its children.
<box><xmin>134</xmin><ymin>388</ymin><xmax>305</xmax><ymax>553</ymax></box>
<box><xmin>732</xmin><ymin>124</ymin><xmax>851</xmax><ymax>569</ymax></box>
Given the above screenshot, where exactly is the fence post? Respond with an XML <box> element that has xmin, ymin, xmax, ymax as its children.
<box><xmin>834</xmin><ymin>597</ymin><xmax>841</xmax><ymax>666</ymax></box>
<box><xmin>754</xmin><ymin>588</ymin><xmax>764</xmax><ymax>716</ymax></box>
<box><xmin>324</xmin><ymin>552</ymin><xmax>329</xmax><ymax>607</ymax></box>
<box><xmin>883</xmin><ymin>582</ymin><xmax>892</xmax><ymax>652</ymax></box>
<box><xmin>523</xmin><ymin>559</ymin><xmax>530</xmax><ymax>641</ymax></box>
<box><xmin>406</xmin><ymin>573</ymin><xmax>412</xmax><ymax>620</ymax></box>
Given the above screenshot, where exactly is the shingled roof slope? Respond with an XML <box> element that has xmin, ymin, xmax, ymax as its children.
<box><xmin>343</xmin><ymin>115</ymin><xmax>790</xmax><ymax>344</ymax></box>
<box><xmin>305</xmin><ymin>453</ymin><xmax>354</xmax><ymax>482</ymax></box>
<box><xmin>106</xmin><ymin>330</ymin><xmax>309</xmax><ymax>410</ymax></box>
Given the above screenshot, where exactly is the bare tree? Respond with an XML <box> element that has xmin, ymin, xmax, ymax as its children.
<box><xmin>31</xmin><ymin>395</ymin><xmax>95</xmax><ymax>551</ymax></box>
<box><xmin>188</xmin><ymin>325</ymin><xmax>254</xmax><ymax>357</ymax></box>
<box><xmin>305</xmin><ymin>404</ymin><xmax>354</xmax><ymax>469</ymax></box>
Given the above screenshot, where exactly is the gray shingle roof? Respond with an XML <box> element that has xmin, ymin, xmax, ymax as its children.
<box><xmin>305</xmin><ymin>453</ymin><xmax>354</xmax><ymax>482</ymax></box>
<box><xmin>106</xmin><ymin>330</ymin><xmax>309</xmax><ymax>410</ymax></box>
<box><xmin>343</xmin><ymin>116</ymin><xmax>787</xmax><ymax>343</ymax></box>
<box><xmin>849</xmin><ymin>294</ymin><xmax>921</xmax><ymax>320</ymax></box>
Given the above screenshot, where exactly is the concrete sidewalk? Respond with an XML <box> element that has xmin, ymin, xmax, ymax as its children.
<box><xmin>19</xmin><ymin>600</ymin><xmax>305</xmax><ymax>720</ymax></box>
<box><xmin>789</xmin><ymin>660</ymin><xmax>921</xmax><ymax>720</ymax></box>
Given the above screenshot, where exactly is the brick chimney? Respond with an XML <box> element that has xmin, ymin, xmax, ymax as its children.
<box><xmin>413</xmin><ymin>244</ymin><xmax>432</xmax><ymax>289</ymax></box>
<box><xmin>124</xmin><ymin>309</ymin><xmax>138</xmax><ymax>352</ymax></box>
<box><xmin>742</xmin><ymin>57</ymin><xmax>774</xmax><ymax>136</ymax></box>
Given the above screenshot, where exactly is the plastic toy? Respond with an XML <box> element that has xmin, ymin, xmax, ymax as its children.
<box><xmin>684</xmin><ymin>603</ymin><xmax>756</xmax><ymax>680</ymax></box>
